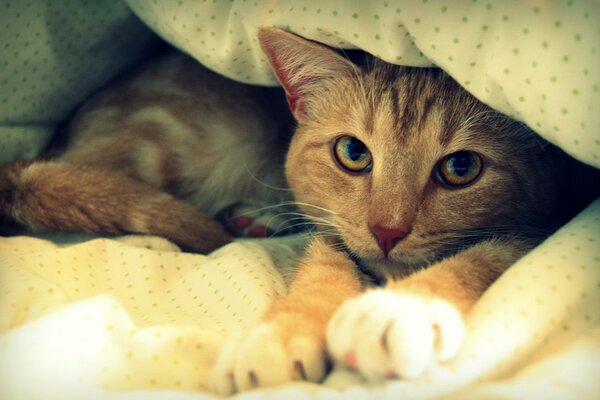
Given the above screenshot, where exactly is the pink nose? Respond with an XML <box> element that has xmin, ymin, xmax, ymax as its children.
<box><xmin>370</xmin><ymin>225</ymin><xmax>411</xmax><ymax>258</ymax></box>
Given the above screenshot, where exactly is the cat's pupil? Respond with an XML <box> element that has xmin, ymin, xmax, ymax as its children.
<box><xmin>333</xmin><ymin>136</ymin><xmax>372</xmax><ymax>173</ymax></box>
<box><xmin>449</xmin><ymin>154</ymin><xmax>471</xmax><ymax>176</ymax></box>
<box><xmin>347</xmin><ymin>139</ymin><xmax>366</xmax><ymax>161</ymax></box>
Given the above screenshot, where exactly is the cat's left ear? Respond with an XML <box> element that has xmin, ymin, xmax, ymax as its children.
<box><xmin>258</xmin><ymin>27</ymin><xmax>357</xmax><ymax>121</ymax></box>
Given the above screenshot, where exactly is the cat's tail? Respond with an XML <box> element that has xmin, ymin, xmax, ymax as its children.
<box><xmin>0</xmin><ymin>160</ymin><xmax>231</xmax><ymax>253</ymax></box>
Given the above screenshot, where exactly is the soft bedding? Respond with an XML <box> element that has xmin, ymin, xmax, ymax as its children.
<box><xmin>1</xmin><ymin>1</ymin><xmax>599</xmax><ymax>399</ymax></box>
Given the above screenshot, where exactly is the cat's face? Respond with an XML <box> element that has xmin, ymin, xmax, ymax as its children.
<box><xmin>259</xmin><ymin>28</ymin><xmax>560</xmax><ymax>279</ymax></box>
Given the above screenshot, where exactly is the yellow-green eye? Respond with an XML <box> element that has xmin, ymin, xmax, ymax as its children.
<box><xmin>436</xmin><ymin>151</ymin><xmax>483</xmax><ymax>187</ymax></box>
<box><xmin>333</xmin><ymin>136</ymin><xmax>372</xmax><ymax>173</ymax></box>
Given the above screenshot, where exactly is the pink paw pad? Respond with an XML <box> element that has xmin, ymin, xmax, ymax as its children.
<box><xmin>248</xmin><ymin>225</ymin><xmax>275</xmax><ymax>238</ymax></box>
<box><xmin>232</xmin><ymin>215</ymin><xmax>253</xmax><ymax>229</ymax></box>
<box><xmin>343</xmin><ymin>352</ymin><xmax>357</xmax><ymax>370</ymax></box>
<box><xmin>216</xmin><ymin>203</ymin><xmax>284</xmax><ymax>238</ymax></box>
<box><xmin>384</xmin><ymin>369</ymin><xmax>397</xmax><ymax>378</ymax></box>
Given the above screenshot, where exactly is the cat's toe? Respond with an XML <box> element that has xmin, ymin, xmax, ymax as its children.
<box><xmin>211</xmin><ymin>322</ymin><xmax>326</xmax><ymax>395</ymax></box>
<box><xmin>211</xmin><ymin>331</ymin><xmax>244</xmax><ymax>395</ymax></box>
<box><xmin>326</xmin><ymin>290</ymin><xmax>464</xmax><ymax>381</ymax></box>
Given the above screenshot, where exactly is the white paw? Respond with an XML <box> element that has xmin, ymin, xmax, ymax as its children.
<box><xmin>115</xmin><ymin>235</ymin><xmax>182</xmax><ymax>252</ymax></box>
<box><xmin>211</xmin><ymin>322</ymin><xmax>327</xmax><ymax>395</ymax></box>
<box><xmin>326</xmin><ymin>290</ymin><xmax>464</xmax><ymax>381</ymax></box>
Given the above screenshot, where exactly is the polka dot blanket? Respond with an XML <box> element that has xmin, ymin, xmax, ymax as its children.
<box><xmin>1</xmin><ymin>1</ymin><xmax>599</xmax><ymax>399</ymax></box>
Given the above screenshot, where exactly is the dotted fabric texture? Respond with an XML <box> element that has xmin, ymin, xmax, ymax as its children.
<box><xmin>1</xmin><ymin>1</ymin><xmax>600</xmax><ymax>399</ymax></box>
<box><xmin>0</xmin><ymin>0</ymin><xmax>160</xmax><ymax>163</ymax></box>
<box><xmin>126</xmin><ymin>0</ymin><xmax>600</xmax><ymax>168</ymax></box>
<box><xmin>0</xmin><ymin>236</ymin><xmax>301</xmax><ymax>399</ymax></box>
<box><xmin>1</xmin><ymin>201</ymin><xmax>599</xmax><ymax>399</ymax></box>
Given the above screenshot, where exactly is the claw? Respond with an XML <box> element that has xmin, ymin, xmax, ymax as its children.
<box><xmin>227</xmin><ymin>372</ymin><xmax>237</xmax><ymax>393</ymax></box>
<box><xmin>248</xmin><ymin>371</ymin><xmax>259</xmax><ymax>387</ymax></box>
<box><xmin>380</xmin><ymin>321</ymin><xmax>393</xmax><ymax>354</ymax></box>
<box><xmin>212</xmin><ymin>324</ymin><xmax>326</xmax><ymax>393</ymax></box>
<box><xmin>294</xmin><ymin>360</ymin><xmax>307</xmax><ymax>380</ymax></box>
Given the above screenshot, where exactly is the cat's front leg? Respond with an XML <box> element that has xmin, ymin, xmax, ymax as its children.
<box><xmin>211</xmin><ymin>238</ymin><xmax>362</xmax><ymax>395</ymax></box>
<box><xmin>326</xmin><ymin>239</ymin><xmax>531</xmax><ymax>381</ymax></box>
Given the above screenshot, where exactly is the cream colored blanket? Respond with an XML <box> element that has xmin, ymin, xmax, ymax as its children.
<box><xmin>1</xmin><ymin>202</ymin><xmax>599</xmax><ymax>399</ymax></box>
<box><xmin>1</xmin><ymin>1</ymin><xmax>599</xmax><ymax>399</ymax></box>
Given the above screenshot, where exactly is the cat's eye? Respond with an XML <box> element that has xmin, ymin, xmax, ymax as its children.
<box><xmin>436</xmin><ymin>151</ymin><xmax>483</xmax><ymax>187</ymax></box>
<box><xmin>333</xmin><ymin>136</ymin><xmax>372</xmax><ymax>173</ymax></box>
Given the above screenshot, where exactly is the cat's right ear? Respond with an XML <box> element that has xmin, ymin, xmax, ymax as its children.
<box><xmin>257</xmin><ymin>27</ymin><xmax>357</xmax><ymax>121</ymax></box>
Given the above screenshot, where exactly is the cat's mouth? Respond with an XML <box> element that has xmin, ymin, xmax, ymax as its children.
<box><xmin>341</xmin><ymin>240</ymin><xmax>433</xmax><ymax>284</ymax></box>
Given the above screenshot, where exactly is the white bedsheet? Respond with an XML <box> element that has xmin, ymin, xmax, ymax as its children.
<box><xmin>1</xmin><ymin>198</ymin><xmax>599</xmax><ymax>400</ymax></box>
<box><xmin>1</xmin><ymin>1</ymin><xmax>599</xmax><ymax>399</ymax></box>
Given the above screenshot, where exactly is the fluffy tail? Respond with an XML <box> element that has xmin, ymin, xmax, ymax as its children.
<box><xmin>0</xmin><ymin>160</ymin><xmax>231</xmax><ymax>253</ymax></box>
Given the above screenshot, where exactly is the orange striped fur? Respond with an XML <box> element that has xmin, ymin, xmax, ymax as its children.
<box><xmin>0</xmin><ymin>52</ymin><xmax>294</xmax><ymax>252</ymax></box>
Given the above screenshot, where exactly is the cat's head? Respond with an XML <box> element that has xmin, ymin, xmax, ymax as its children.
<box><xmin>258</xmin><ymin>27</ymin><xmax>562</xmax><ymax>280</ymax></box>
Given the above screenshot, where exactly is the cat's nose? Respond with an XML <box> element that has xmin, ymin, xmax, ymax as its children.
<box><xmin>370</xmin><ymin>225</ymin><xmax>411</xmax><ymax>258</ymax></box>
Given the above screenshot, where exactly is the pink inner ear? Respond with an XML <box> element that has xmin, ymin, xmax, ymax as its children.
<box><xmin>258</xmin><ymin>27</ymin><xmax>356</xmax><ymax>119</ymax></box>
<box><xmin>278</xmin><ymin>70</ymin><xmax>322</xmax><ymax>118</ymax></box>
<box><xmin>285</xmin><ymin>94</ymin><xmax>299</xmax><ymax>115</ymax></box>
<box><xmin>283</xmin><ymin>74</ymin><xmax>323</xmax><ymax>117</ymax></box>
<box><xmin>266</xmin><ymin>54</ymin><xmax>305</xmax><ymax>117</ymax></box>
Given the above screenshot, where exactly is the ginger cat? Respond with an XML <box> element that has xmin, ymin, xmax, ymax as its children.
<box><xmin>0</xmin><ymin>24</ymin><xmax>596</xmax><ymax>393</ymax></box>
<box><xmin>0</xmin><ymin>51</ymin><xmax>296</xmax><ymax>251</ymax></box>
<box><xmin>210</xmin><ymin>27</ymin><xmax>599</xmax><ymax>394</ymax></box>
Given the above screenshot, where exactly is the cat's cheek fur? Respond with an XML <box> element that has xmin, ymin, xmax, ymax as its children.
<box><xmin>326</xmin><ymin>289</ymin><xmax>465</xmax><ymax>381</ymax></box>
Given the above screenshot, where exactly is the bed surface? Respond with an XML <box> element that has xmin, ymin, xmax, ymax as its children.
<box><xmin>1</xmin><ymin>1</ymin><xmax>599</xmax><ymax>399</ymax></box>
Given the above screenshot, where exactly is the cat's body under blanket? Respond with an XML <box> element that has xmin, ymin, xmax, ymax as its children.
<box><xmin>0</xmin><ymin>27</ymin><xmax>599</xmax><ymax>395</ymax></box>
<box><xmin>0</xmin><ymin>52</ymin><xmax>296</xmax><ymax>252</ymax></box>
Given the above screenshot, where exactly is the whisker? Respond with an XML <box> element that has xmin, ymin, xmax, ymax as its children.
<box><xmin>220</xmin><ymin>201</ymin><xmax>337</xmax><ymax>221</ymax></box>
<box><xmin>304</xmin><ymin>233</ymin><xmax>338</xmax><ymax>239</ymax></box>
<box><xmin>220</xmin><ymin>203</ymin><xmax>297</xmax><ymax>219</ymax></box>
<box><xmin>290</xmin><ymin>201</ymin><xmax>338</xmax><ymax>215</ymax></box>
<box><xmin>243</xmin><ymin>165</ymin><xmax>292</xmax><ymax>192</ymax></box>
<box><xmin>240</xmin><ymin>201</ymin><xmax>337</xmax><ymax>218</ymax></box>
<box><xmin>419</xmin><ymin>224</ymin><xmax>554</xmax><ymax>255</ymax></box>
<box><xmin>257</xmin><ymin>213</ymin><xmax>340</xmax><ymax>232</ymax></box>
<box><xmin>273</xmin><ymin>221</ymin><xmax>332</xmax><ymax>233</ymax></box>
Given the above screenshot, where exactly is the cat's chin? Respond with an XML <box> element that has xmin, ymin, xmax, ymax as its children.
<box><xmin>353</xmin><ymin>252</ymin><xmax>431</xmax><ymax>283</ymax></box>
